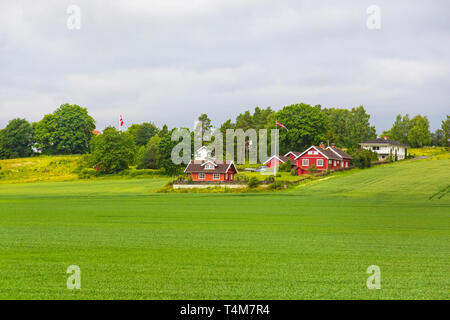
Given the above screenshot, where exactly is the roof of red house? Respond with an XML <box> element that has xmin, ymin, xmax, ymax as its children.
<box><xmin>184</xmin><ymin>160</ymin><xmax>238</xmax><ymax>173</ymax></box>
<box><xmin>92</xmin><ymin>130</ymin><xmax>102</xmax><ymax>135</ymax></box>
<box><xmin>284</xmin><ymin>151</ymin><xmax>302</xmax><ymax>157</ymax></box>
<box><xmin>263</xmin><ymin>155</ymin><xmax>296</xmax><ymax>165</ymax></box>
<box><xmin>327</xmin><ymin>146</ymin><xmax>352</xmax><ymax>159</ymax></box>
<box><xmin>296</xmin><ymin>146</ymin><xmax>342</xmax><ymax>160</ymax></box>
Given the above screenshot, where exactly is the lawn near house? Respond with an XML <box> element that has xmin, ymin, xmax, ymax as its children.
<box><xmin>0</xmin><ymin>158</ymin><xmax>448</xmax><ymax>299</ymax></box>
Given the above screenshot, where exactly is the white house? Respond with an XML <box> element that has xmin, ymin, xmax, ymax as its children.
<box><xmin>359</xmin><ymin>137</ymin><xmax>408</xmax><ymax>161</ymax></box>
<box><xmin>194</xmin><ymin>146</ymin><xmax>215</xmax><ymax>161</ymax></box>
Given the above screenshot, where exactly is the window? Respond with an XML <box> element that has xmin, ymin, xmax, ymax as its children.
<box><xmin>345</xmin><ymin>162</ymin><xmax>348</xmax><ymax>168</ymax></box>
<box><xmin>302</xmin><ymin>159</ymin><xmax>309</xmax><ymax>166</ymax></box>
<box><xmin>205</xmin><ymin>164</ymin><xmax>214</xmax><ymax>169</ymax></box>
<box><xmin>308</xmin><ymin>151</ymin><xmax>313</xmax><ymax>155</ymax></box>
<box><xmin>328</xmin><ymin>160</ymin><xmax>332</xmax><ymax>164</ymax></box>
<box><xmin>341</xmin><ymin>161</ymin><xmax>344</xmax><ymax>167</ymax></box>
<box><xmin>372</xmin><ymin>146</ymin><xmax>380</xmax><ymax>151</ymax></box>
<box><xmin>317</xmin><ymin>159</ymin><xmax>323</xmax><ymax>166</ymax></box>
<box><xmin>226</xmin><ymin>174</ymin><xmax>228</xmax><ymax>180</ymax></box>
<box><xmin>213</xmin><ymin>173</ymin><xmax>220</xmax><ymax>180</ymax></box>
<box><xmin>199</xmin><ymin>173</ymin><xmax>205</xmax><ymax>179</ymax></box>
<box><xmin>230</xmin><ymin>174</ymin><xmax>233</xmax><ymax>180</ymax></box>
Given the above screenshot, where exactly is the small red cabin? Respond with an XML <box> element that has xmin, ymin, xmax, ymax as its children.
<box><xmin>184</xmin><ymin>160</ymin><xmax>238</xmax><ymax>182</ymax></box>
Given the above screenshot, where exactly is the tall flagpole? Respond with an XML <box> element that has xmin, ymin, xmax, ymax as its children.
<box><xmin>274</xmin><ymin>120</ymin><xmax>277</xmax><ymax>177</ymax></box>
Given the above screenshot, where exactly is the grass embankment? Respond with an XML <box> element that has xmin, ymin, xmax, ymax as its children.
<box><xmin>0</xmin><ymin>157</ymin><xmax>448</xmax><ymax>299</ymax></box>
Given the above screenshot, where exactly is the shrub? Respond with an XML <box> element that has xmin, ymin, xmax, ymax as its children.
<box><xmin>247</xmin><ymin>176</ymin><xmax>260</xmax><ymax>188</ymax></box>
<box><xmin>279</xmin><ymin>162</ymin><xmax>292</xmax><ymax>172</ymax></box>
<box><xmin>269</xmin><ymin>181</ymin><xmax>284</xmax><ymax>190</ymax></box>
<box><xmin>78</xmin><ymin>168</ymin><xmax>98</xmax><ymax>179</ymax></box>
<box><xmin>264</xmin><ymin>176</ymin><xmax>275</xmax><ymax>183</ymax></box>
<box><xmin>309</xmin><ymin>164</ymin><xmax>318</xmax><ymax>175</ymax></box>
<box><xmin>235</xmin><ymin>174</ymin><xmax>249</xmax><ymax>183</ymax></box>
<box><xmin>290</xmin><ymin>168</ymin><xmax>297</xmax><ymax>176</ymax></box>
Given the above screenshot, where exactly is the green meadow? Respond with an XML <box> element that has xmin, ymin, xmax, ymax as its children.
<box><xmin>0</xmin><ymin>158</ymin><xmax>448</xmax><ymax>299</ymax></box>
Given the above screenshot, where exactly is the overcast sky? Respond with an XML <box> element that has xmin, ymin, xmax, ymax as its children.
<box><xmin>1</xmin><ymin>0</ymin><xmax>449</xmax><ymax>133</ymax></box>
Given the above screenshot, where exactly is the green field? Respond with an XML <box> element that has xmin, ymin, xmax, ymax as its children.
<box><xmin>0</xmin><ymin>158</ymin><xmax>449</xmax><ymax>299</ymax></box>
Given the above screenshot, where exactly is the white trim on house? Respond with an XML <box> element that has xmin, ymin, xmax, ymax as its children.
<box><xmin>295</xmin><ymin>146</ymin><xmax>330</xmax><ymax>160</ymax></box>
<box><xmin>213</xmin><ymin>173</ymin><xmax>220</xmax><ymax>180</ymax></box>
<box><xmin>224</xmin><ymin>161</ymin><xmax>238</xmax><ymax>174</ymax></box>
<box><xmin>317</xmin><ymin>159</ymin><xmax>323</xmax><ymax>166</ymax></box>
<box><xmin>198</xmin><ymin>172</ymin><xmax>205</xmax><ymax>179</ymax></box>
<box><xmin>183</xmin><ymin>160</ymin><xmax>192</xmax><ymax>173</ymax></box>
<box><xmin>201</xmin><ymin>160</ymin><xmax>218</xmax><ymax>167</ymax></box>
<box><xmin>263</xmin><ymin>155</ymin><xmax>286</xmax><ymax>165</ymax></box>
<box><xmin>326</xmin><ymin>147</ymin><xmax>343</xmax><ymax>159</ymax></box>
<box><xmin>302</xmin><ymin>159</ymin><xmax>309</xmax><ymax>166</ymax></box>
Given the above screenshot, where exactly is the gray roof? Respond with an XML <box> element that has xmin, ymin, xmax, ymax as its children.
<box><xmin>184</xmin><ymin>160</ymin><xmax>238</xmax><ymax>173</ymax></box>
<box><xmin>327</xmin><ymin>146</ymin><xmax>352</xmax><ymax>159</ymax></box>
<box><xmin>360</xmin><ymin>138</ymin><xmax>408</xmax><ymax>147</ymax></box>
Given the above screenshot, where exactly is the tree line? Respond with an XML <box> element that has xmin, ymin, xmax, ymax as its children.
<box><xmin>0</xmin><ymin>102</ymin><xmax>449</xmax><ymax>175</ymax></box>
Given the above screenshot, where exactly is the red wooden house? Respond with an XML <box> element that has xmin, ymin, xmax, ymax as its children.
<box><xmin>263</xmin><ymin>155</ymin><xmax>296</xmax><ymax>169</ymax></box>
<box><xmin>293</xmin><ymin>144</ymin><xmax>352</xmax><ymax>175</ymax></box>
<box><xmin>184</xmin><ymin>160</ymin><xmax>238</xmax><ymax>182</ymax></box>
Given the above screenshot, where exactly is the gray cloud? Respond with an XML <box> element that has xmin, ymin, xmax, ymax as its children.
<box><xmin>1</xmin><ymin>0</ymin><xmax>449</xmax><ymax>132</ymax></box>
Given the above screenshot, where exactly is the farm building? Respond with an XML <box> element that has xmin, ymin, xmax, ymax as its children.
<box><xmin>360</xmin><ymin>137</ymin><xmax>408</xmax><ymax>161</ymax></box>
<box><xmin>184</xmin><ymin>160</ymin><xmax>238</xmax><ymax>182</ymax></box>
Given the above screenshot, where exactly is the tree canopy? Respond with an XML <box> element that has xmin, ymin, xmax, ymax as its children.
<box><xmin>90</xmin><ymin>127</ymin><xmax>136</xmax><ymax>173</ymax></box>
<box><xmin>127</xmin><ymin>122</ymin><xmax>159</xmax><ymax>146</ymax></box>
<box><xmin>0</xmin><ymin>118</ymin><xmax>34</xmax><ymax>159</ymax></box>
<box><xmin>33</xmin><ymin>104</ymin><xmax>95</xmax><ymax>155</ymax></box>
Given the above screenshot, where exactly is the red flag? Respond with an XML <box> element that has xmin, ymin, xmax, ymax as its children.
<box><xmin>276</xmin><ymin>120</ymin><xmax>288</xmax><ymax>131</ymax></box>
<box><xmin>120</xmin><ymin>115</ymin><xmax>124</xmax><ymax>127</ymax></box>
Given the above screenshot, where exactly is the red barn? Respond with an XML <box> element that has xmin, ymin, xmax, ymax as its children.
<box><xmin>294</xmin><ymin>144</ymin><xmax>351</xmax><ymax>175</ymax></box>
<box><xmin>184</xmin><ymin>160</ymin><xmax>238</xmax><ymax>182</ymax></box>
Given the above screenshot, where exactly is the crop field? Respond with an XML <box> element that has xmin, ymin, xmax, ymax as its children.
<box><xmin>0</xmin><ymin>158</ymin><xmax>448</xmax><ymax>299</ymax></box>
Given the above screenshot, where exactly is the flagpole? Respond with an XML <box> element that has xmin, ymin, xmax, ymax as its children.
<box><xmin>274</xmin><ymin>120</ymin><xmax>277</xmax><ymax>177</ymax></box>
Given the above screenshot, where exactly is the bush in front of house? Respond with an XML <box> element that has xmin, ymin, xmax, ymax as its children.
<box><xmin>247</xmin><ymin>176</ymin><xmax>260</xmax><ymax>188</ymax></box>
<box><xmin>78</xmin><ymin>168</ymin><xmax>99</xmax><ymax>179</ymax></box>
<box><xmin>349</xmin><ymin>149</ymin><xmax>376</xmax><ymax>169</ymax></box>
<box><xmin>279</xmin><ymin>162</ymin><xmax>292</xmax><ymax>172</ymax></box>
<box><xmin>290</xmin><ymin>168</ymin><xmax>297</xmax><ymax>176</ymax></box>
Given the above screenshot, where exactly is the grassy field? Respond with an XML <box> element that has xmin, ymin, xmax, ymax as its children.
<box><xmin>0</xmin><ymin>158</ymin><xmax>448</xmax><ymax>299</ymax></box>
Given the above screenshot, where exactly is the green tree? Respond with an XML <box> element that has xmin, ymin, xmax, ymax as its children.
<box><xmin>198</xmin><ymin>114</ymin><xmax>212</xmax><ymax>136</ymax></box>
<box><xmin>431</xmin><ymin>129</ymin><xmax>444</xmax><ymax>146</ymax></box>
<box><xmin>270</xmin><ymin>103</ymin><xmax>329</xmax><ymax>153</ymax></box>
<box><xmin>0</xmin><ymin>118</ymin><xmax>34</xmax><ymax>159</ymax></box>
<box><xmin>159</xmin><ymin>132</ymin><xmax>183</xmax><ymax>175</ymax></box>
<box><xmin>127</xmin><ymin>122</ymin><xmax>159</xmax><ymax>146</ymax></box>
<box><xmin>90</xmin><ymin>127</ymin><xmax>136</xmax><ymax>173</ymax></box>
<box><xmin>345</xmin><ymin>106</ymin><xmax>376</xmax><ymax>148</ymax></box>
<box><xmin>389</xmin><ymin>114</ymin><xmax>413</xmax><ymax>144</ymax></box>
<box><xmin>138</xmin><ymin>135</ymin><xmax>161</xmax><ymax>169</ymax></box>
<box><xmin>442</xmin><ymin>115</ymin><xmax>450</xmax><ymax>147</ymax></box>
<box><xmin>33</xmin><ymin>104</ymin><xmax>95</xmax><ymax>155</ymax></box>
<box><xmin>407</xmin><ymin>115</ymin><xmax>431</xmax><ymax>147</ymax></box>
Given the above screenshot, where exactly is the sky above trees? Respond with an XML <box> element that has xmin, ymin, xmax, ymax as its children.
<box><xmin>1</xmin><ymin>1</ymin><xmax>449</xmax><ymax>132</ymax></box>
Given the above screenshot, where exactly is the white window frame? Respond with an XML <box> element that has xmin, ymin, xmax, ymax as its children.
<box><xmin>316</xmin><ymin>159</ymin><xmax>323</xmax><ymax>167</ymax></box>
<box><xmin>199</xmin><ymin>173</ymin><xmax>205</xmax><ymax>179</ymax></box>
<box><xmin>226</xmin><ymin>174</ymin><xmax>228</xmax><ymax>180</ymax></box>
<box><xmin>213</xmin><ymin>173</ymin><xmax>220</xmax><ymax>180</ymax></box>
<box><xmin>302</xmin><ymin>159</ymin><xmax>309</xmax><ymax>166</ymax></box>
<box><xmin>345</xmin><ymin>162</ymin><xmax>348</xmax><ymax>168</ymax></box>
<box><xmin>328</xmin><ymin>160</ymin><xmax>332</xmax><ymax>164</ymax></box>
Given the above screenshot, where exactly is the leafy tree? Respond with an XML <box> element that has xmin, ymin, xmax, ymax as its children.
<box><xmin>247</xmin><ymin>176</ymin><xmax>260</xmax><ymax>188</ymax></box>
<box><xmin>159</xmin><ymin>131</ymin><xmax>183</xmax><ymax>175</ymax></box>
<box><xmin>0</xmin><ymin>118</ymin><xmax>34</xmax><ymax>159</ymax></box>
<box><xmin>431</xmin><ymin>129</ymin><xmax>444</xmax><ymax>146</ymax></box>
<box><xmin>159</xmin><ymin>124</ymin><xmax>169</xmax><ymax>139</ymax></box>
<box><xmin>324</xmin><ymin>106</ymin><xmax>376</xmax><ymax>148</ymax></box>
<box><xmin>279</xmin><ymin>161</ymin><xmax>292</xmax><ymax>172</ymax></box>
<box><xmin>442</xmin><ymin>115</ymin><xmax>450</xmax><ymax>147</ymax></box>
<box><xmin>33</xmin><ymin>104</ymin><xmax>95</xmax><ymax>155</ymax></box>
<box><xmin>127</xmin><ymin>122</ymin><xmax>158</xmax><ymax>146</ymax></box>
<box><xmin>388</xmin><ymin>114</ymin><xmax>413</xmax><ymax>144</ymax></box>
<box><xmin>270</xmin><ymin>103</ymin><xmax>329</xmax><ymax>153</ymax></box>
<box><xmin>345</xmin><ymin>106</ymin><xmax>376</xmax><ymax>148</ymax></box>
<box><xmin>407</xmin><ymin>115</ymin><xmax>431</xmax><ymax>147</ymax></box>
<box><xmin>138</xmin><ymin>135</ymin><xmax>161</xmax><ymax>169</ymax></box>
<box><xmin>90</xmin><ymin>127</ymin><xmax>136</xmax><ymax>173</ymax></box>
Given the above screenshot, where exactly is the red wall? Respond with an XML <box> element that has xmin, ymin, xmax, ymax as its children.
<box><xmin>266</xmin><ymin>158</ymin><xmax>282</xmax><ymax>168</ymax></box>
<box><xmin>191</xmin><ymin>168</ymin><xmax>236</xmax><ymax>181</ymax></box>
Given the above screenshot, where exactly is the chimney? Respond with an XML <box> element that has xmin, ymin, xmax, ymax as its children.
<box><xmin>331</xmin><ymin>143</ymin><xmax>335</xmax><ymax>148</ymax></box>
<box><xmin>319</xmin><ymin>142</ymin><xmax>326</xmax><ymax>149</ymax></box>
<box><xmin>383</xmin><ymin>136</ymin><xmax>388</xmax><ymax>140</ymax></box>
